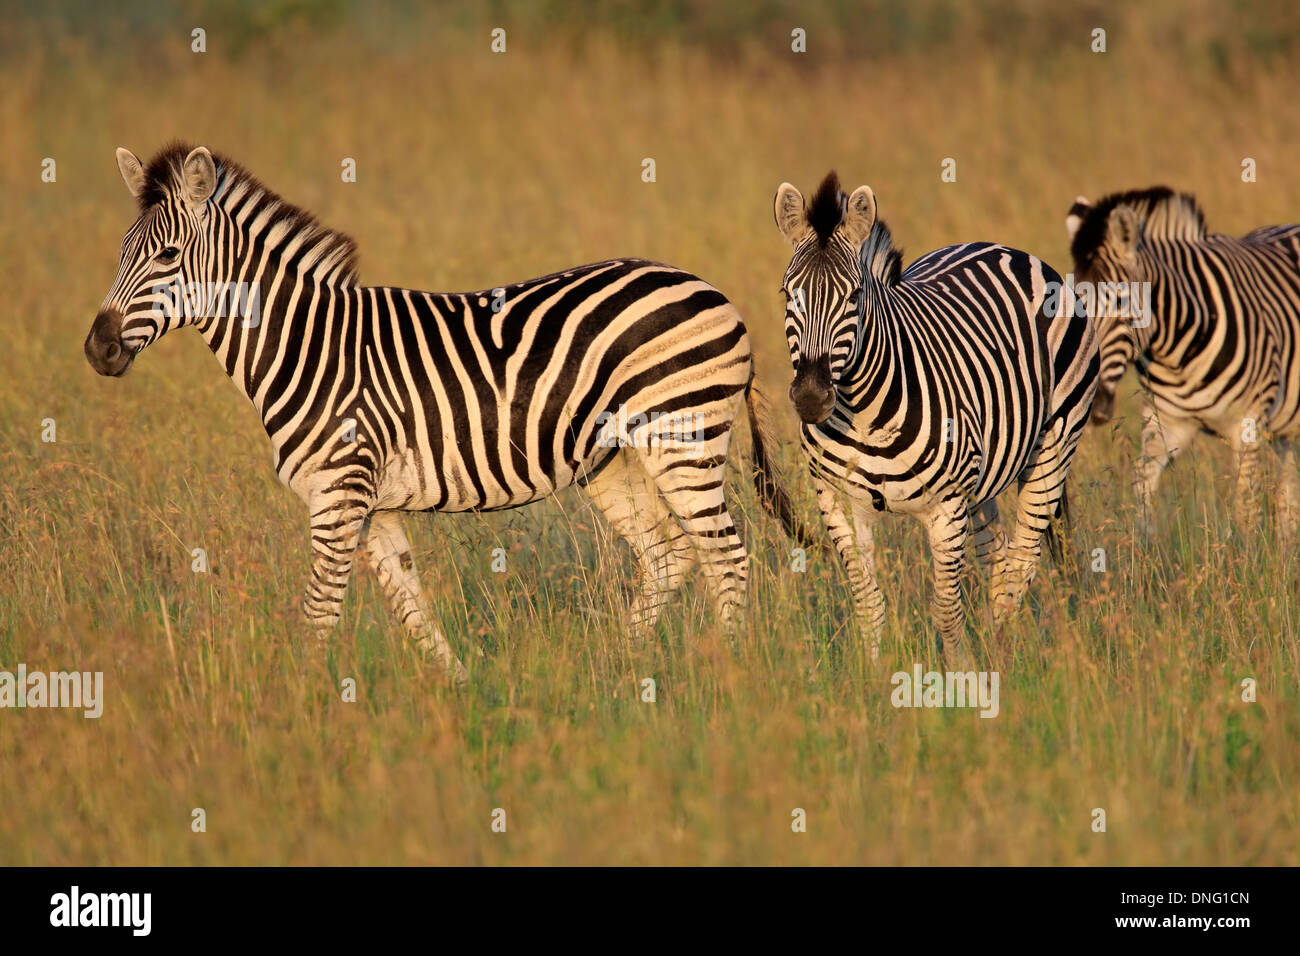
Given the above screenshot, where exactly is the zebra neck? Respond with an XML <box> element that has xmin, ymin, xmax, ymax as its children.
<box><xmin>194</xmin><ymin>180</ymin><xmax>360</xmax><ymax>409</ymax></box>
<box><xmin>195</xmin><ymin>269</ymin><xmax>359</xmax><ymax>425</ymax></box>
<box><xmin>1137</xmin><ymin>247</ymin><xmax>1197</xmax><ymax>355</ymax></box>
<box><xmin>839</xmin><ymin>295</ymin><xmax>899</xmax><ymax>420</ymax></box>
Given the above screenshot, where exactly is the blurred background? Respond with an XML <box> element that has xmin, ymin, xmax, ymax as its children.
<box><xmin>1</xmin><ymin>0</ymin><xmax>1296</xmax><ymax>865</ymax></box>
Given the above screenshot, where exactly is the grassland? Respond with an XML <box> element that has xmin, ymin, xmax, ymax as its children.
<box><xmin>0</xmin><ymin>1</ymin><xmax>1297</xmax><ymax>864</ymax></box>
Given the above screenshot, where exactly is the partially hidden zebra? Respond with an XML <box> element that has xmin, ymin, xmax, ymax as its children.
<box><xmin>86</xmin><ymin>143</ymin><xmax>811</xmax><ymax>683</ymax></box>
<box><xmin>1067</xmin><ymin>187</ymin><xmax>1300</xmax><ymax>536</ymax></box>
<box><xmin>774</xmin><ymin>172</ymin><xmax>1098</xmax><ymax>662</ymax></box>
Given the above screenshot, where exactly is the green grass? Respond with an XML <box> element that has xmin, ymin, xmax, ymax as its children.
<box><xmin>0</xmin><ymin>1</ymin><xmax>1297</xmax><ymax>864</ymax></box>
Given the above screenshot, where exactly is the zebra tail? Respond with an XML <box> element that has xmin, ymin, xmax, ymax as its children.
<box><xmin>745</xmin><ymin>379</ymin><xmax>834</xmax><ymax>559</ymax></box>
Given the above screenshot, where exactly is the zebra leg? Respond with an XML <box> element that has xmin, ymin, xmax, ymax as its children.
<box><xmin>1231</xmin><ymin>426</ymin><xmax>1267</xmax><ymax>532</ymax></box>
<box><xmin>362</xmin><ymin>510</ymin><xmax>467</xmax><ymax>684</ymax></box>
<box><xmin>1133</xmin><ymin>407</ymin><xmax>1199</xmax><ymax>534</ymax></box>
<box><xmin>580</xmin><ymin>450</ymin><xmax>696</xmax><ymax>638</ymax></box>
<box><xmin>1278</xmin><ymin>441</ymin><xmax>1300</xmax><ymax>545</ymax></box>
<box><xmin>924</xmin><ymin>496</ymin><xmax>973</xmax><ymax>666</ymax></box>
<box><xmin>970</xmin><ymin>498</ymin><xmax>1007</xmax><ymax>635</ymax></box>
<box><xmin>637</xmin><ymin>438</ymin><xmax>748</xmax><ymax>628</ymax></box>
<box><xmin>993</xmin><ymin>420</ymin><xmax>1071</xmax><ymax>625</ymax></box>
<box><xmin>814</xmin><ymin>477</ymin><xmax>885</xmax><ymax>659</ymax></box>
<box><xmin>302</xmin><ymin>498</ymin><xmax>370</xmax><ymax>632</ymax></box>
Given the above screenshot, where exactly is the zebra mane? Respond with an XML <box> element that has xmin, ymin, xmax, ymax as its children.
<box><xmin>807</xmin><ymin>170</ymin><xmax>846</xmax><ymax>247</ymax></box>
<box><xmin>138</xmin><ymin>141</ymin><xmax>360</xmax><ymax>285</ymax></box>
<box><xmin>806</xmin><ymin>171</ymin><xmax>901</xmax><ymax>281</ymax></box>
<box><xmin>1070</xmin><ymin>186</ymin><xmax>1207</xmax><ymax>265</ymax></box>
<box><xmin>859</xmin><ymin>221</ymin><xmax>903</xmax><ymax>285</ymax></box>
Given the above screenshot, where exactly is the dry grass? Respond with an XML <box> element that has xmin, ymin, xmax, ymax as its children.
<box><xmin>0</xmin><ymin>1</ymin><xmax>1297</xmax><ymax>864</ymax></box>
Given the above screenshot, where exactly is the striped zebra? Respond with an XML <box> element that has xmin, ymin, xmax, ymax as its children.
<box><xmin>86</xmin><ymin>143</ymin><xmax>809</xmax><ymax>683</ymax></box>
<box><xmin>774</xmin><ymin>172</ymin><xmax>1098</xmax><ymax>662</ymax></box>
<box><xmin>1067</xmin><ymin>187</ymin><xmax>1300</xmax><ymax>536</ymax></box>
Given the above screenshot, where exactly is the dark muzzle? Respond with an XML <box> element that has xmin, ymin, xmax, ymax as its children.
<box><xmin>85</xmin><ymin>309</ymin><xmax>133</xmax><ymax>377</ymax></box>
<box><xmin>790</xmin><ymin>354</ymin><xmax>836</xmax><ymax>425</ymax></box>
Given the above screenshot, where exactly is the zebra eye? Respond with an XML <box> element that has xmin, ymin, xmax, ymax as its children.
<box><xmin>156</xmin><ymin>246</ymin><xmax>180</xmax><ymax>265</ymax></box>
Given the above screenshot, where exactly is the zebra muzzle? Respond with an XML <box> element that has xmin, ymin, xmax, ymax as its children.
<box><xmin>85</xmin><ymin>309</ymin><xmax>133</xmax><ymax>377</ymax></box>
<box><xmin>790</xmin><ymin>354</ymin><xmax>836</xmax><ymax>425</ymax></box>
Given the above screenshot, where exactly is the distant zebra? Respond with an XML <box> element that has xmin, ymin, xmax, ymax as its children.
<box><xmin>774</xmin><ymin>172</ymin><xmax>1098</xmax><ymax>662</ymax></box>
<box><xmin>1067</xmin><ymin>187</ymin><xmax>1300</xmax><ymax>535</ymax></box>
<box><xmin>87</xmin><ymin>143</ymin><xmax>809</xmax><ymax>683</ymax></box>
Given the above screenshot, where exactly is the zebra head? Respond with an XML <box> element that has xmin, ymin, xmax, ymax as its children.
<box><xmin>1066</xmin><ymin>194</ymin><xmax>1146</xmax><ymax>424</ymax></box>
<box><xmin>774</xmin><ymin>171</ymin><xmax>877</xmax><ymax>425</ymax></box>
<box><xmin>86</xmin><ymin>145</ymin><xmax>221</xmax><ymax>376</ymax></box>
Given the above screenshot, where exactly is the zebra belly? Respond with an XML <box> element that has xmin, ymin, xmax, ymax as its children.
<box><xmin>373</xmin><ymin>442</ymin><xmax>615</xmax><ymax>513</ymax></box>
<box><xmin>1142</xmin><ymin>369</ymin><xmax>1294</xmax><ymax>441</ymax></box>
<box><xmin>1267</xmin><ymin>350</ymin><xmax>1300</xmax><ymax>437</ymax></box>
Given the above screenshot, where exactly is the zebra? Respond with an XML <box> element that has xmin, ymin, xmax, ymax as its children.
<box><xmin>1067</xmin><ymin>186</ymin><xmax>1300</xmax><ymax>537</ymax></box>
<box><xmin>86</xmin><ymin>142</ymin><xmax>811</xmax><ymax>683</ymax></box>
<box><xmin>773</xmin><ymin>172</ymin><xmax>1098</xmax><ymax>662</ymax></box>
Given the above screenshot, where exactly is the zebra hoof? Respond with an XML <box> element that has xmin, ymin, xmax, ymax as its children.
<box><xmin>436</xmin><ymin>654</ymin><xmax>469</xmax><ymax>687</ymax></box>
<box><xmin>415</xmin><ymin>634</ymin><xmax>468</xmax><ymax>686</ymax></box>
<box><xmin>1131</xmin><ymin>510</ymin><xmax>1156</xmax><ymax>539</ymax></box>
<box><xmin>625</xmin><ymin>623</ymin><xmax>657</xmax><ymax>649</ymax></box>
<box><xmin>941</xmin><ymin>641</ymin><xmax>977</xmax><ymax>672</ymax></box>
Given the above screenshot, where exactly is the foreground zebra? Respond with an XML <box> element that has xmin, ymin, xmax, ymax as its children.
<box><xmin>774</xmin><ymin>172</ymin><xmax>1098</xmax><ymax>661</ymax></box>
<box><xmin>1067</xmin><ymin>187</ymin><xmax>1300</xmax><ymax>536</ymax></box>
<box><xmin>87</xmin><ymin>143</ymin><xmax>807</xmax><ymax>682</ymax></box>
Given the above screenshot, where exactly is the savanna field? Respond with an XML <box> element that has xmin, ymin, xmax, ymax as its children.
<box><xmin>1</xmin><ymin>1</ymin><xmax>1297</xmax><ymax>865</ymax></box>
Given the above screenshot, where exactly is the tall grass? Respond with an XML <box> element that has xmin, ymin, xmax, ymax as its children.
<box><xmin>0</xmin><ymin>1</ymin><xmax>1296</xmax><ymax>864</ymax></box>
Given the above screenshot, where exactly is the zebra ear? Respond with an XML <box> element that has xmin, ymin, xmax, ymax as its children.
<box><xmin>116</xmin><ymin>147</ymin><xmax>146</xmax><ymax>198</ymax></box>
<box><xmin>1109</xmin><ymin>205</ymin><xmax>1140</xmax><ymax>254</ymax></box>
<box><xmin>181</xmin><ymin>147</ymin><xmax>217</xmax><ymax>206</ymax></box>
<box><xmin>842</xmin><ymin>185</ymin><xmax>877</xmax><ymax>244</ymax></box>
<box><xmin>774</xmin><ymin>183</ymin><xmax>809</xmax><ymax>244</ymax></box>
<box><xmin>1066</xmin><ymin>195</ymin><xmax>1091</xmax><ymax>240</ymax></box>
